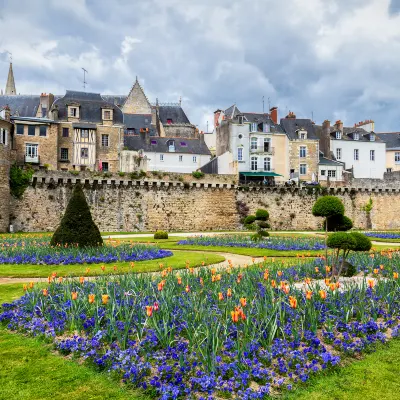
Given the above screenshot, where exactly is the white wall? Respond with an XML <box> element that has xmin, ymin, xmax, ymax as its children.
<box><xmin>146</xmin><ymin>151</ymin><xmax>211</xmax><ymax>173</ymax></box>
<box><xmin>330</xmin><ymin>139</ymin><xmax>386</xmax><ymax>179</ymax></box>
<box><xmin>318</xmin><ymin>165</ymin><xmax>343</xmax><ymax>182</ymax></box>
<box><xmin>203</xmin><ymin>132</ymin><xmax>216</xmax><ymax>152</ymax></box>
<box><xmin>217</xmin><ymin>151</ymin><xmax>238</xmax><ymax>175</ymax></box>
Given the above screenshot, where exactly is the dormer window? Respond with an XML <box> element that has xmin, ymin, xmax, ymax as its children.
<box><xmin>167</xmin><ymin>118</ymin><xmax>173</xmax><ymax>124</ymax></box>
<box><xmin>335</xmin><ymin>131</ymin><xmax>342</xmax><ymax>140</ymax></box>
<box><xmin>354</xmin><ymin>133</ymin><xmax>359</xmax><ymax>140</ymax></box>
<box><xmin>370</xmin><ymin>133</ymin><xmax>375</xmax><ymax>141</ymax></box>
<box><xmin>102</xmin><ymin>109</ymin><xmax>113</xmax><ymax>121</ymax></box>
<box><xmin>238</xmin><ymin>115</ymin><xmax>244</xmax><ymax>124</ymax></box>
<box><xmin>297</xmin><ymin>129</ymin><xmax>307</xmax><ymax>139</ymax></box>
<box><xmin>167</xmin><ymin>139</ymin><xmax>175</xmax><ymax>152</ymax></box>
<box><xmin>69</xmin><ymin>107</ymin><xmax>78</xmax><ymax>117</ymax></box>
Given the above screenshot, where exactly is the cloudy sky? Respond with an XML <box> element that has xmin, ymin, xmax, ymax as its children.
<box><xmin>0</xmin><ymin>0</ymin><xmax>400</xmax><ymax>131</ymax></box>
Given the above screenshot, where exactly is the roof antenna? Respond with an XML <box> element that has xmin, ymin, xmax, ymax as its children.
<box><xmin>268</xmin><ymin>97</ymin><xmax>271</xmax><ymax>112</ymax></box>
<box><xmin>311</xmin><ymin>111</ymin><xmax>314</xmax><ymax>122</ymax></box>
<box><xmin>8</xmin><ymin>51</ymin><xmax>12</xmax><ymax>62</ymax></box>
<box><xmin>82</xmin><ymin>67</ymin><xmax>88</xmax><ymax>90</ymax></box>
<box><xmin>179</xmin><ymin>96</ymin><xmax>182</xmax><ymax>106</ymax></box>
<box><xmin>262</xmin><ymin>96</ymin><xmax>264</xmax><ymax>113</ymax></box>
<box><xmin>207</xmin><ymin>121</ymin><xmax>209</xmax><ymax>132</ymax></box>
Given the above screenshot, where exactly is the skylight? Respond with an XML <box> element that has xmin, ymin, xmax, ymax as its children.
<box><xmin>151</xmin><ymin>140</ymin><xmax>157</xmax><ymax>145</ymax></box>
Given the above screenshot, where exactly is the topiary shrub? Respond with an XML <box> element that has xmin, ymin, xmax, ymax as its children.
<box><xmin>257</xmin><ymin>221</ymin><xmax>270</xmax><ymax>229</ymax></box>
<box><xmin>324</xmin><ymin>215</ymin><xmax>353</xmax><ymax>231</ymax></box>
<box><xmin>255</xmin><ymin>209</ymin><xmax>269</xmax><ymax>221</ymax></box>
<box><xmin>154</xmin><ymin>230</ymin><xmax>168</xmax><ymax>239</ymax></box>
<box><xmin>327</xmin><ymin>232</ymin><xmax>356</xmax><ymax>279</ymax></box>
<box><xmin>246</xmin><ymin>208</ymin><xmax>270</xmax><ymax>238</ymax></box>
<box><xmin>244</xmin><ymin>215</ymin><xmax>256</xmax><ymax>225</ymax></box>
<box><xmin>349</xmin><ymin>232</ymin><xmax>372</xmax><ymax>252</ymax></box>
<box><xmin>50</xmin><ymin>184</ymin><xmax>103</xmax><ymax>248</ymax></box>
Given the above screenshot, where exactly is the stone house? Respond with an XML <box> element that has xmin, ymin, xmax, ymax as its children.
<box><xmin>375</xmin><ymin>132</ymin><xmax>400</xmax><ymax>173</ymax></box>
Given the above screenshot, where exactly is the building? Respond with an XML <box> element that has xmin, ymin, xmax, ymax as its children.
<box><xmin>318</xmin><ymin>152</ymin><xmax>345</xmax><ymax>183</ymax></box>
<box><xmin>4</xmin><ymin>62</ymin><xmax>16</xmax><ymax>95</ymax></box>
<box><xmin>376</xmin><ymin>132</ymin><xmax>400</xmax><ymax>173</ymax></box>
<box><xmin>51</xmin><ymin>90</ymin><xmax>124</xmax><ymax>172</ymax></box>
<box><xmin>318</xmin><ymin>120</ymin><xmax>386</xmax><ymax>179</ymax></box>
<box><xmin>123</xmin><ymin>133</ymin><xmax>211</xmax><ymax>173</ymax></box>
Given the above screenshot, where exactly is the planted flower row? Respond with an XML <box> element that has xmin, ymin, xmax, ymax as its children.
<box><xmin>364</xmin><ymin>232</ymin><xmax>400</xmax><ymax>239</ymax></box>
<box><xmin>177</xmin><ymin>235</ymin><xmax>326</xmax><ymax>251</ymax></box>
<box><xmin>2</xmin><ymin>255</ymin><xmax>400</xmax><ymax>399</ymax></box>
<box><xmin>0</xmin><ymin>238</ymin><xmax>172</xmax><ymax>265</ymax></box>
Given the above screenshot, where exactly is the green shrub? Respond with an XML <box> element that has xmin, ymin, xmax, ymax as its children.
<box><xmin>259</xmin><ymin>230</ymin><xmax>270</xmax><ymax>237</ymax></box>
<box><xmin>324</xmin><ymin>215</ymin><xmax>353</xmax><ymax>231</ymax></box>
<box><xmin>192</xmin><ymin>171</ymin><xmax>205</xmax><ymax>179</ymax></box>
<box><xmin>118</xmin><ymin>172</ymin><xmax>126</xmax><ymax>177</ymax></box>
<box><xmin>50</xmin><ymin>183</ymin><xmax>103</xmax><ymax>247</ymax></box>
<box><xmin>257</xmin><ymin>221</ymin><xmax>270</xmax><ymax>229</ymax></box>
<box><xmin>9</xmin><ymin>164</ymin><xmax>34</xmax><ymax>199</ymax></box>
<box><xmin>349</xmin><ymin>232</ymin><xmax>372</xmax><ymax>252</ymax></box>
<box><xmin>70</xmin><ymin>170</ymin><xmax>80</xmax><ymax>176</ymax></box>
<box><xmin>154</xmin><ymin>230</ymin><xmax>168</xmax><ymax>239</ymax></box>
<box><xmin>312</xmin><ymin>196</ymin><xmax>344</xmax><ymax>218</ymax></box>
<box><xmin>244</xmin><ymin>215</ymin><xmax>256</xmax><ymax>225</ymax></box>
<box><xmin>327</xmin><ymin>232</ymin><xmax>356</xmax><ymax>250</ymax></box>
<box><xmin>255</xmin><ymin>209</ymin><xmax>269</xmax><ymax>221</ymax></box>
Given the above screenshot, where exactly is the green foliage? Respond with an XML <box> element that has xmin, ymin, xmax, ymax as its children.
<box><xmin>9</xmin><ymin>164</ymin><xmax>34</xmax><ymax>199</ymax></box>
<box><xmin>349</xmin><ymin>232</ymin><xmax>372</xmax><ymax>252</ymax></box>
<box><xmin>327</xmin><ymin>232</ymin><xmax>356</xmax><ymax>250</ymax></box>
<box><xmin>243</xmin><ymin>215</ymin><xmax>256</xmax><ymax>225</ymax></box>
<box><xmin>312</xmin><ymin>196</ymin><xmax>345</xmax><ymax>218</ymax></box>
<box><xmin>118</xmin><ymin>171</ymin><xmax>126</xmax><ymax>177</ymax></box>
<box><xmin>255</xmin><ymin>209</ymin><xmax>269</xmax><ymax>221</ymax></box>
<box><xmin>342</xmin><ymin>261</ymin><xmax>357</xmax><ymax>277</ymax></box>
<box><xmin>50</xmin><ymin>184</ymin><xmax>103</xmax><ymax>248</ymax></box>
<box><xmin>363</xmin><ymin>198</ymin><xmax>373</xmax><ymax>213</ymax></box>
<box><xmin>192</xmin><ymin>171</ymin><xmax>205</xmax><ymax>179</ymax></box>
<box><xmin>154</xmin><ymin>230</ymin><xmax>168</xmax><ymax>239</ymax></box>
<box><xmin>257</xmin><ymin>221</ymin><xmax>270</xmax><ymax>229</ymax></box>
<box><xmin>324</xmin><ymin>215</ymin><xmax>353</xmax><ymax>231</ymax></box>
<box><xmin>70</xmin><ymin>170</ymin><xmax>80</xmax><ymax>176</ymax></box>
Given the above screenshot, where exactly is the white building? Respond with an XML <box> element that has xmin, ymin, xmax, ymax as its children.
<box><xmin>318</xmin><ymin>152</ymin><xmax>345</xmax><ymax>182</ymax></box>
<box><xmin>122</xmin><ymin>134</ymin><xmax>212</xmax><ymax>173</ymax></box>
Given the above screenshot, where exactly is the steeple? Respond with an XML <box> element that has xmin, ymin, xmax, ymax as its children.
<box><xmin>5</xmin><ymin>62</ymin><xmax>16</xmax><ymax>95</ymax></box>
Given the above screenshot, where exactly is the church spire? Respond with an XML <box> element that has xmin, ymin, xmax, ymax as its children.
<box><xmin>5</xmin><ymin>62</ymin><xmax>16</xmax><ymax>95</ymax></box>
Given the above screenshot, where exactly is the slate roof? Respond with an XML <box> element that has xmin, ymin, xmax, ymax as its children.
<box><xmin>124</xmin><ymin>114</ymin><xmax>156</xmax><ymax>135</ymax></box>
<box><xmin>53</xmin><ymin>90</ymin><xmax>123</xmax><ymax>124</ymax></box>
<box><xmin>124</xmin><ymin>135</ymin><xmax>211</xmax><ymax>155</ymax></box>
<box><xmin>243</xmin><ymin>112</ymin><xmax>284</xmax><ymax>133</ymax></box>
<box><xmin>280</xmin><ymin>118</ymin><xmax>319</xmax><ymax>140</ymax></box>
<box><xmin>376</xmin><ymin>132</ymin><xmax>400</xmax><ymax>150</ymax></box>
<box><xmin>158</xmin><ymin>105</ymin><xmax>191</xmax><ymax>124</ymax></box>
<box><xmin>319</xmin><ymin>153</ymin><xmax>344</xmax><ymax>166</ymax></box>
<box><xmin>11</xmin><ymin>116</ymin><xmax>56</xmax><ymax>123</ymax></box>
<box><xmin>224</xmin><ymin>104</ymin><xmax>241</xmax><ymax>119</ymax></box>
<box><xmin>331</xmin><ymin>127</ymin><xmax>382</xmax><ymax>142</ymax></box>
<box><xmin>102</xmin><ymin>95</ymin><xmax>127</xmax><ymax>108</ymax></box>
<box><xmin>0</xmin><ymin>95</ymin><xmax>40</xmax><ymax>117</ymax></box>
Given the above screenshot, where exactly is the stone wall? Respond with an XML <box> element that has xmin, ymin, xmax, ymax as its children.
<box><xmin>8</xmin><ymin>173</ymin><xmax>400</xmax><ymax>232</ymax></box>
<box><xmin>288</xmin><ymin>139</ymin><xmax>319</xmax><ymax>181</ymax></box>
<box><xmin>0</xmin><ymin>120</ymin><xmax>11</xmax><ymax>233</ymax></box>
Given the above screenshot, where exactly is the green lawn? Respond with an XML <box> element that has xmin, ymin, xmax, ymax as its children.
<box><xmin>369</xmin><ymin>237</ymin><xmax>400</xmax><ymax>243</ymax></box>
<box><xmin>0</xmin><ymin>251</ymin><xmax>224</xmax><ymax>278</ymax></box>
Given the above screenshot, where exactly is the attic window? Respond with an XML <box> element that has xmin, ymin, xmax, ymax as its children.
<box><xmin>180</xmin><ymin>142</ymin><xmax>187</xmax><ymax>146</ymax></box>
<box><xmin>335</xmin><ymin>131</ymin><xmax>342</xmax><ymax>140</ymax></box>
<box><xmin>238</xmin><ymin>115</ymin><xmax>244</xmax><ymax>124</ymax></box>
<box><xmin>167</xmin><ymin>119</ymin><xmax>173</xmax><ymax>124</ymax></box>
<box><xmin>102</xmin><ymin>109</ymin><xmax>112</xmax><ymax>120</ymax></box>
<box><xmin>370</xmin><ymin>134</ymin><xmax>375</xmax><ymax>141</ymax></box>
<box><xmin>298</xmin><ymin>129</ymin><xmax>307</xmax><ymax>139</ymax></box>
<box><xmin>151</xmin><ymin>140</ymin><xmax>157</xmax><ymax>145</ymax></box>
<box><xmin>354</xmin><ymin>132</ymin><xmax>359</xmax><ymax>140</ymax></box>
<box><xmin>127</xmin><ymin>128</ymin><xmax>137</xmax><ymax>135</ymax></box>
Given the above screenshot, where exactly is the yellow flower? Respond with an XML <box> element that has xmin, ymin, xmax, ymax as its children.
<box><xmin>88</xmin><ymin>294</ymin><xmax>95</xmax><ymax>304</ymax></box>
<box><xmin>102</xmin><ymin>294</ymin><xmax>110</xmax><ymax>305</ymax></box>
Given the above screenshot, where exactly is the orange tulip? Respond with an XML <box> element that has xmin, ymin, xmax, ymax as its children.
<box><xmin>58</xmin><ymin>277</ymin><xmax>63</xmax><ymax>283</ymax></box>
<box><xmin>336</xmin><ymin>281</ymin><xmax>340</xmax><ymax>289</ymax></box>
<box><xmin>47</xmin><ymin>276</ymin><xmax>53</xmax><ymax>284</ymax></box>
<box><xmin>370</xmin><ymin>253</ymin><xmax>375</xmax><ymax>258</ymax></box>
<box><xmin>325</xmin><ymin>278</ymin><xmax>330</xmax><ymax>285</ymax></box>
<box><xmin>113</xmin><ymin>265</ymin><xmax>117</xmax><ymax>271</ymax></box>
<box><xmin>373</xmin><ymin>269</ymin><xmax>379</xmax><ymax>274</ymax></box>
<box><xmin>289</xmin><ymin>296</ymin><xmax>297</xmax><ymax>309</ymax></box>
<box><xmin>240</xmin><ymin>297</ymin><xmax>247</xmax><ymax>307</ymax></box>
<box><xmin>185</xmin><ymin>285</ymin><xmax>190</xmax><ymax>293</ymax></box>
<box><xmin>88</xmin><ymin>294</ymin><xmax>95</xmax><ymax>304</ymax></box>
<box><xmin>277</xmin><ymin>271</ymin><xmax>283</xmax><ymax>277</ymax></box>
<box><xmin>304</xmin><ymin>277</ymin><xmax>311</xmax><ymax>285</ymax></box>
<box><xmin>211</xmin><ymin>268</ymin><xmax>216</xmax><ymax>275</ymax></box>
<box><xmin>227</xmin><ymin>288</ymin><xmax>232</xmax><ymax>297</ymax></box>
<box><xmin>177</xmin><ymin>276</ymin><xmax>182</xmax><ymax>285</ymax></box>
<box><xmin>86</xmin><ymin>268</ymin><xmax>90</xmax><ymax>274</ymax></box>
<box><xmin>271</xmin><ymin>279</ymin><xmax>277</xmax><ymax>288</ymax></box>
<box><xmin>201</xmin><ymin>261</ymin><xmax>205</xmax><ymax>266</ymax></box>
<box><xmin>146</xmin><ymin>305</ymin><xmax>153</xmax><ymax>317</ymax></box>
<box><xmin>101</xmin><ymin>265</ymin><xmax>106</xmax><ymax>271</ymax></box>
<box><xmin>42</xmin><ymin>289</ymin><xmax>48</xmax><ymax>297</ymax></box>
<box><xmin>306</xmin><ymin>290</ymin><xmax>313</xmax><ymax>300</ymax></box>
<box><xmin>29</xmin><ymin>282</ymin><xmax>34</xmax><ymax>289</ymax></box>
<box><xmin>211</xmin><ymin>275</ymin><xmax>216</xmax><ymax>283</ymax></box>
<box><xmin>329</xmin><ymin>283</ymin><xmax>336</xmax><ymax>292</ymax></box>
<box><xmin>315</xmin><ymin>267</ymin><xmax>319</xmax><ymax>273</ymax></box>
<box><xmin>319</xmin><ymin>290</ymin><xmax>327</xmax><ymax>300</ymax></box>
<box><xmin>130</xmin><ymin>262</ymin><xmax>135</xmax><ymax>268</ymax></box>
<box><xmin>367</xmin><ymin>279</ymin><xmax>375</xmax><ymax>289</ymax></box>
<box><xmin>393</xmin><ymin>272</ymin><xmax>399</xmax><ymax>279</ymax></box>
<box><xmin>199</xmin><ymin>277</ymin><xmax>204</xmax><ymax>286</ymax></box>
<box><xmin>252</xmin><ymin>258</ymin><xmax>255</xmax><ymax>264</ymax></box>
<box><xmin>216</xmin><ymin>274</ymin><xmax>221</xmax><ymax>281</ymax></box>
<box><xmin>380</xmin><ymin>264</ymin><xmax>384</xmax><ymax>270</ymax></box>
<box><xmin>231</xmin><ymin>310</ymin><xmax>239</xmax><ymax>323</ymax></box>
<box><xmin>325</xmin><ymin>266</ymin><xmax>331</xmax><ymax>273</ymax></box>
<box><xmin>102</xmin><ymin>294</ymin><xmax>110</xmax><ymax>305</ymax></box>
<box><xmin>264</xmin><ymin>270</ymin><xmax>269</xmax><ymax>280</ymax></box>
<box><xmin>71</xmin><ymin>291</ymin><xmax>78</xmax><ymax>300</ymax></box>
<box><xmin>23</xmin><ymin>284</ymin><xmax>28</xmax><ymax>291</ymax></box>
<box><xmin>218</xmin><ymin>292</ymin><xmax>224</xmax><ymax>301</ymax></box>
<box><xmin>79</xmin><ymin>276</ymin><xmax>85</xmax><ymax>284</ymax></box>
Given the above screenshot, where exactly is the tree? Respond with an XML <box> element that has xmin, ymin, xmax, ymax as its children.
<box><xmin>324</xmin><ymin>214</ymin><xmax>353</xmax><ymax>231</ymax></box>
<box><xmin>312</xmin><ymin>196</ymin><xmax>345</xmax><ymax>259</ymax></box>
<box><xmin>245</xmin><ymin>209</ymin><xmax>270</xmax><ymax>239</ymax></box>
<box><xmin>50</xmin><ymin>184</ymin><xmax>103</xmax><ymax>247</ymax></box>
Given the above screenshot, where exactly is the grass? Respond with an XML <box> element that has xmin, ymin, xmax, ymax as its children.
<box><xmin>369</xmin><ymin>237</ymin><xmax>400</xmax><ymax>243</ymax></box>
<box><xmin>0</xmin><ymin>251</ymin><xmax>225</xmax><ymax>278</ymax></box>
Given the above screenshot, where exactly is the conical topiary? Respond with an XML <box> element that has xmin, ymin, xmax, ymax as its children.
<box><xmin>50</xmin><ymin>183</ymin><xmax>103</xmax><ymax>247</ymax></box>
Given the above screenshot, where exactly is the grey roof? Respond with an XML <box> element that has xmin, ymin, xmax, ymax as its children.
<box><xmin>123</xmin><ymin>114</ymin><xmax>156</xmax><ymax>135</ymax></box>
<box><xmin>53</xmin><ymin>90</ymin><xmax>123</xmax><ymax>124</ymax></box>
<box><xmin>224</xmin><ymin>104</ymin><xmax>241</xmax><ymax>119</ymax></box>
<box><xmin>124</xmin><ymin>135</ymin><xmax>211</xmax><ymax>155</ymax></box>
<box><xmin>0</xmin><ymin>95</ymin><xmax>40</xmax><ymax>117</ymax></box>
<box><xmin>280</xmin><ymin>118</ymin><xmax>319</xmax><ymax>140</ymax></box>
<box><xmin>242</xmin><ymin>112</ymin><xmax>283</xmax><ymax>133</ymax></box>
<box><xmin>11</xmin><ymin>116</ymin><xmax>56</xmax><ymax>123</ymax></box>
<box><xmin>102</xmin><ymin>95</ymin><xmax>127</xmax><ymax>108</ymax></box>
<box><xmin>72</xmin><ymin>123</ymin><xmax>97</xmax><ymax>129</ymax></box>
<box><xmin>158</xmin><ymin>105</ymin><xmax>191</xmax><ymax>124</ymax></box>
<box><xmin>331</xmin><ymin>127</ymin><xmax>382</xmax><ymax>142</ymax></box>
<box><xmin>319</xmin><ymin>153</ymin><xmax>344</xmax><ymax>166</ymax></box>
<box><xmin>376</xmin><ymin>132</ymin><xmax>400</xmax><ymax>149</ymax></box>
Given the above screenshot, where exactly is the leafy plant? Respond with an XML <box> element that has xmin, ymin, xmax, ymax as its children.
<box><xmin>324</xmin><ymin>214</ymin><xmax>353</xmax><ymax>231</ymax></box>
<box><xmin>9</xmin><ymin>164</ymin><xmax>34</xmax><ymax>199</ymax></box>
<box><xmin>154</xmin><ymin>230</ymin><xmax>168</xmax><ymax>239</ymax></box>
<box><xmin>192</xmin><ymin>171</ymin><xmax>205</xmax><ymax>179</ymax></box>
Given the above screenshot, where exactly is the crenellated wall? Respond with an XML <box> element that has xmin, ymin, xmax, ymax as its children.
<box><xmin>7</xmin><ymin>172</ymin><xmax>400</xmax><ymax>232</ymax></box>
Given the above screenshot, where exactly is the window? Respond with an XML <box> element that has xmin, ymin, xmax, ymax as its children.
<box><xmin>28</xmin><ymin>125</ymin><xmax>35</xmax><ymax>136</ymax></box>
<box><xmin>167</xmin><ymin>140</ymin><xmax>175</xmax><ymax>152</ymax></box>
<box><xmin>328</xmin><ymin>170</ymin><xmax>336</xmax><ymax>178</ymax></box>
<box><xmin>354</xmin><ymin>133</ymin><xmax>359</xmax><ymax>140</ymax></box>
<box><xmin>179</xmin><ymin>155</ymin><xmax>183</xmax><ymax>162</ymax></box>
<box><xmin>238</xmin><ymin>116</ymin><xmax>244</xmax><ymax>124</ymax></box>
<box><xmin>0</xmin><ymin>128</ymin><xmax>7</xmax><ymax>145</ymax></box>
<box><xmin>25</xmin><ymin>144</ymin><xmax>38</xmax><ymax>160</ymax></box>
<box><xmin>62</xmin><ymin>127</ymin><xmax>69</xmax><ymax>137</ymax></box>
<box><xmin>251</xmin><ymin>156</ymin><xmax>258</xmax><ymax>171</ymax></box>
<box><xmin>370</xmin><ymin>134</ymin><xmax>375</xmax><ymax>141</ymax></box>
<box><xmin>180</xmin><ymin>142</ymin><xmax>187</xmax><ymax>146</ymax></box>
<box><xmin>300</xmin><ymin>164</ymin><xmax>307</xmax><ymax>175</ymax></box>
<box><xmin>336</xmin><ymin>148</ymin><xmax>342</xmax><ymax>160</ymax></box>
<box><xmin>160</xmin><ymin>154</ymin><xmax>164</xmax><ymax>162</ymax></box>
<box><xmin>299</xmin><ymin>131</ymin><xmax>306</xmax><ymax>139</ymax></box>
<box><xmin>39</xmin><ymin>126</ymin><xmax>47</xmax><ymax>137</ymax></box>
<box><xmin>103</xmin><ymin>110</ymin><xmax>111</xmax><ymax>120</ymax></box>
<box><xmin>249</xmin><ymin>123</ymin><xmax>257</xmax><ymax>132</ymax></box>
<box><xmin>69</xmin><ymin>107</ymin><xmax>77</xmax><ymax>117</ymax></box>
<box><xmin>81</xmin><ymin>129</ymin><xmax>89</xmax><ymax>139</ymax></box>
<box><xmin>396</xmin><ymin>152</ymin><xmax>400</xmax><ymax>163</ymax></box>
<box><xmin>167</xmin><ymin>119</ymin><xmax>173</xmax><ymax>124</ymax></box>
<box><xmin>237</xmin><ymin>147</ymin><xmax>243</xmax><ymax>161</ymax></box>
<box><xmin>336</xmin><ymin>131</ymin><xmax>341</xmax><ymax>139</ymax></box>
<box><xmin>193</xmin><ymin>156</ymin><xmax>197</xmax><ymax>163</ymax></box>
<box><xmin>354</xmin><ymin>149</ymin><xmax>359</xmax><ymax>161</ymax></box>
<box><xmin>299</xmin><ymin>146</ymin><xmax>307</xmax><ymax>158</ymax></box>
<box><xmin>101</xmin><ymin>134</ymin><xmax>109</xmax><ymax>147</ymax></box>
<box><xmin>60</xmin><ymin>148</ymin><xmax>69</xmax><ymax>161</ymax></box>
<box><xmin>264</xmin><ymin>123</ymin><xmax>270</xmax><ymax>133</ymax></box>
<box><xmin>238</xmin><ymin>134</ymin><xmax>243</xmax><ymax>139</ymax></box>
<box><xmin>151</xmin><ymin>140</ymin><xmax>157</xmax><ymax>145</ymax></box>
<box><xmin>320</xmin><ymin>169</ymin><xmax>326</xmax><ymax>176</ymax></box>
<box><xmin>387</xmin><ymin>168</ymin><xmax>393</xmax><ymax>173</ymax></box>
<box><xmin>264</xmin><ymin>138</ymin><xmax>271</xmax><ymax>152</ymax></box>
<box><xmin>264</xmin><ymin>157</ymin><xmax>271</xmax><ymax>171</ymax></box>
<box><xmin>81</xmin><ymin>148</ymin><xmax>89</xmax><ymax>158</ymax></box>
<box><xmin>126</xmin><ymin>128</ymin><xmax>136</xmax><ymax>135</ymax></box>
<box><xmin>250</xmin><ymin>137</ymin><xmax>258</xmax><ymax>150</ymax></box>
<box><xmin>16</xmin><ymin>124</ymin><xmax>24</xmax><ymax>135</ymax></box>
<box><xmin>102</xmin><ymin>162</ymin><xmax>109</xmax><ymax>172</ymax></box>
<box><xmin>370</xmin><ymin>150</ymin><xmax>375</xmax><ymax>161</ymax></box>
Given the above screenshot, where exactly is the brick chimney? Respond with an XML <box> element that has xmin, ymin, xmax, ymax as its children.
<box><xmin>214</xmin><ymin>109</ymin><xmax>222</xmax><ymax>129</ymax></box>
<box><xmin>334</xmin><ymin>120</ymin><xmax>343</xmax><ymax>132</ymax></box>
<box><xmin>3</xmin><ymin>105</ymin><xmax>11</xmax><ymax>122</ymax></box>
<box><xmin>270</xmin><ymin>107</ymin><xmax>278</xmax><ymax>124</ymax></box>
<box><xmin>321</xmin><ymin>119</ymin><xmax>331</xmax><ymax>158</ymax></box>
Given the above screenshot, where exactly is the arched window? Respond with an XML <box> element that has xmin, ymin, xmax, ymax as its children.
<box><xmin>264</xmin><ymin>157</ymin><xmax>271</xmax><ymax>171</ymax></box>
<box><xmin>250</xmin><ymin>137</ymin><xmax>258</xmax><ymax>150</ymax></box>
<box><xmin>251</xmin><ymin>156</ymin><xmax>258</xmax><ymax>171</ymax></box>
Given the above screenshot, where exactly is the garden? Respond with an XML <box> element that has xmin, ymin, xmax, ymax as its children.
<box><xmin>2</xmin><ymin>192</ymin><xmax>400</xmax><ymax>399</ymax></box>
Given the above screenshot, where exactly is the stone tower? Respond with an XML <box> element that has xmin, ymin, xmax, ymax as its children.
<box><xmin>0</xmin><ymin>107</ymin><xmax>11</xmax><ymax>232</ymax></box>
<box><xmin>5</xmin><ymin>62</ymin><xmax>16</xmax><ymax>95</ymax></box>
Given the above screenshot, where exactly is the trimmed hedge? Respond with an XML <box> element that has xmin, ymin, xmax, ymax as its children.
<box><xmin>312</xmin><ymin>196</ymin><xmax>345</xmax><ymax>218</ymax></box>
<box><xmin>154</xmin><ymin>231</ymin><xmax>169</xmax><ymax>239</ymax></box>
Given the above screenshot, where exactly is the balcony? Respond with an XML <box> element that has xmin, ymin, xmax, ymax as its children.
<box><xmin>250</xmin><ymin>147</ymin><xmax>275</xmax><ymax>155</ymax></box>
<box><xmin>25</xmin><ymin>155</ymin><xmax>39</xmax><ymax>164</ymax></box>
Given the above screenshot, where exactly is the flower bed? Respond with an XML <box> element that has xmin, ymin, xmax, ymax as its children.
<box><xmin>0</xmin><ymin>238</ymin><xmax>172</xmax><ymax>265</ymax></box>
<box><xmin>178</xmin><ymin>235</ymin><xmax>325</xmax><ymax>251</ymax></box>
<box><xmin>2</xmin><ymin>256</ymin><xmax>400</xmax><ymax>399</ymax></box>
<box><xmin>365</xmin><ymin>232</ymin><xmax>400</xmax><ymax>239</ymax></box>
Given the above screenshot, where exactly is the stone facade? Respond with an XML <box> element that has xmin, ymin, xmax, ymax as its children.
<box><xmin>289</xmin><ymin>139</ymin><xmax>319</xmax><ymax>181</ymax></box>
<box><xmin>0</xmin><ymin>115</ymin><xmax>12</xmax><ymax>232</ymax></box>
<box><xmin>7</xmin><ymin>171</ymin><xmax>400</xmax><ymax>232</ymax></box>
<box><xmin>122</xmin><ymin>79</ymin><xmax>152</xmax><ymax>115</ymax></box>
<box><xmin>161</xmin><ymin>124</ymin><xmax>197</xmax><ymax>138</ymax></box>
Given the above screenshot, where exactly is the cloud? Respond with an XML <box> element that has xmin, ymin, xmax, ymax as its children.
<box><xmin>0</xmin><ymin>0</ymin><xmax>400</xmax><ymax>132</ymax></box>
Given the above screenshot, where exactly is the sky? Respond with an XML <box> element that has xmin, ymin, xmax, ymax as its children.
<box><xmin>0</xmin><ymin>0</ymin><xmax>400</xmax><ymax>132</ymax></box>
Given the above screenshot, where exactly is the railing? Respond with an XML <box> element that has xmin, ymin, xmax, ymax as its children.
<box><xmin>25</xmin><ymin>155</ymin><xmax>39</xmax><ymax>164</ymax></box>
<box><xmin>250</xmin><ymin>147</ymin><xmax>275</xmax><ymax>155</ymax></box>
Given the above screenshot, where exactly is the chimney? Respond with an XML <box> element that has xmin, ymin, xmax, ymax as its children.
<box><xmin>4</xmin><ymin>105</ymin><xmax>11</xmax><ymax>121</ymax></box>
<box><xmin>270</xmin><ymin>107</ymin><xmax>278</xmax><ymax>124</ymax></box>
<box><xmin>321</xmin><ymin>120</ymin><xmax>331</xmax><ymax>158</ymax></box>
<box><xmin>214</xmin><ymin>109</ymin><xmax>222</xmax><ymax>129</ymax></box>
<box><xmin>334</xmin><ymin>120</ymin><xmax>343</xmax><ymax>132</ymax></box>
<box><xmin>51</xmin><ymin>105</ymin><xmax>59</xmax><ymax>121</ymax></box>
